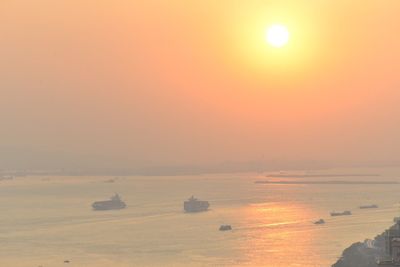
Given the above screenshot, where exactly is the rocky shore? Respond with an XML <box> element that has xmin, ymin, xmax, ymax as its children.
<box><xmin>332</xmin><ymin>231</ymin><xmax>387</xmax><ymax>267</ymax></box>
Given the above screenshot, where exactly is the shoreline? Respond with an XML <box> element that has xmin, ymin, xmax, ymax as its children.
<box><xmin>331</xmin><ymin>224</ymin><xmax>398</xmax><ymax>267</ymax></box>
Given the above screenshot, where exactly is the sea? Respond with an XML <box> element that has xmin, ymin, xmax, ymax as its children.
<box><xmin>1</xmin><ymin>167</ymin><xmax>400</xmax><ymax>267</ymax></box>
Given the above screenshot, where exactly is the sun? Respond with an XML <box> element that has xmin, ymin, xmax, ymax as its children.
<box><xmin>266</xmin><ymin>24</ymin><xmax>290</xmax><ymax>48</ymax></box>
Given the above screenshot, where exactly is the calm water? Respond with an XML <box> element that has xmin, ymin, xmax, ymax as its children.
<box><xmin>1</xmin><ymin>168</ymin><xmax>400</xmax><ymax>267</ymax></box>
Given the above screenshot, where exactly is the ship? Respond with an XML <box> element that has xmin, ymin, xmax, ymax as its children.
<box><xmin>330</xmin><ymin>210</ymin><xmax>352</xmax><ymax>216</ymax></box>
<box><xmin>92</xmin><ymin>193</ymin><xmax>126</xmax><ymax>211</ymax></box>
<box><xmin>0</xmin><ymin>175</ymin><xmax>14</xmax><ymax>181</ymax></box>
<box><xmin>359</xmin><ymin>204</ymin><xmax>378</xmax><ymax>209</ymax></box>
<box><xmin>184</xmin><ymin>196</ymin><xmax>209</xmax><ymax>213</ymax></box>
<box><xmin>219</xmin><ymin>225</ymin><xmax>232</xmax><ymax>231</ymax></box>
<box><xmin>314</xmin><ymin>219</ymin><xmax>325</xmax><ymax>225</ymax></box>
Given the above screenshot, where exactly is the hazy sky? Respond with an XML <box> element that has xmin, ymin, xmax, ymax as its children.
<box><xmin>1</xmin><ymin>1</ymin><xmax>400</xmax><ymax>170</ymax></box>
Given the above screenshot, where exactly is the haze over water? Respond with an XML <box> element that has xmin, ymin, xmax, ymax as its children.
<box><xmin>2</xmin><ymin>1</ymin><xmax>400</xmax><ymax>170</ymax></box>
<box><xmin>1</xmin><ymin>167</ymin><xmax>400</xmax><ymax>267</ymax></box>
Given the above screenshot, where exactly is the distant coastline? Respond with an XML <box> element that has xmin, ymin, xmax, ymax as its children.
<box><xmin>255</xmin><ymin>180</ymin><xmax>398</xmax><ymax>185</ymax></box>
<box><xmin>265</xmin><ymin>174</ymin><xmax>381</xmax><ymax>178</ymax></box>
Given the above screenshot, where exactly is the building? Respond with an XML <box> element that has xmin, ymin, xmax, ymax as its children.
<box><xmin>378</xmin><ymin>221</ymin><xmax>400</xmax><ymax>266</ymax></box>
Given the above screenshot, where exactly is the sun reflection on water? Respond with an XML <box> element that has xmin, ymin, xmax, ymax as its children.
<box><xmin>234</xmin><ymin>201</ymin><xmax>325</xmax><ymax>267</ymax></box>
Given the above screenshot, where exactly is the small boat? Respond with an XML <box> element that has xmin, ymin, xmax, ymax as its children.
<box><xmin>219</xmin><ymin>225</ymin><xmax>232</xmax><ymax>231</ymax></box>
<box><xmin>314</xmin><ymin>219</ymin><xmax>325</xmax><ymax>225</ymax></box>
<box><xmin>359</xmin><ymin>204</ymin><xmax>378</xmax><ymax>209</ymax></box>
<box><xmin>330</xmin><ymin>211</ymin><xmax>352</xmax><ymax>216</ymax></box>
<box><xmin>92</xmin><ymin>194</ymin><xmax>126</xmax><ymax>211</ymax></box>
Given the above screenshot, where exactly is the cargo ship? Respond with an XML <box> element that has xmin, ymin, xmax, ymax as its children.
<box><xmin>359</xmin><ymin>204</ymin><xmax>378</xmax><ymax>209</ymax></box>
<box><xmin>330</xmin><ymin>211</ymin><xmax>352</xmax><ymax>216</ymax></box>
<box><xmin>184</xmin><ymin>196</ymin><xmax>209</xmax><ymax>213</ymax></box>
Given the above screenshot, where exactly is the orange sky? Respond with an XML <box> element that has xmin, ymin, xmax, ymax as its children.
<box><xmin>1</xmin><ymin>1</ymin><xmax>400</xmax><ymax>170</ymax></box>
